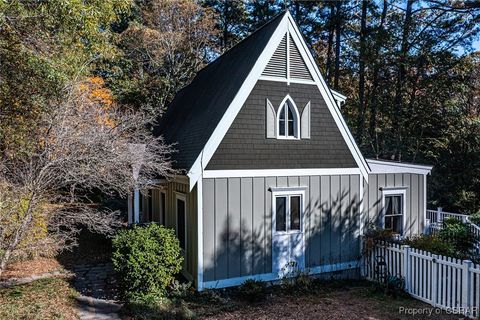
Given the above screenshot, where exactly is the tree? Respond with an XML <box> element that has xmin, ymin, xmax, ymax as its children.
<box><xmin>0</xmin><ymin>77</ymin><xmax>175</xmax><ymax>276</ymax></box>
<box><xmin>108</xmin><ymin>0</ymin><xmax>217</xmax><ymax>116</ymax></box>
<box><xmin>0</xmin><ymin>0</ymin><xmax>131</xmax><ymax>153</ymax></box>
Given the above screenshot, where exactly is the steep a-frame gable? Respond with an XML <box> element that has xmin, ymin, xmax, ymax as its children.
<box><xmin>158</xmin><ymin>11</ymin><xmax>370</xmax><ymax>189</ymax></box>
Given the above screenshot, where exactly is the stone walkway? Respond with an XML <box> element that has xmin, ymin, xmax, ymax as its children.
<box><xmin>73</xmin><ymin>263</ymin><xmax>122</xmax><ymax>320</ymax></box>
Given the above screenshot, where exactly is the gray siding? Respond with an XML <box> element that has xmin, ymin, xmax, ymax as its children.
<box><xmin>362</xmin><ymin>173</ymin><xmax>425</xmax><ymax>236</ymax></box>
<box><xmin>207</xmin><ymin>80</ymin><xmax>357</xmax><ymax>170</ymax></box>
<box><xmin>202</xmin><ymin>174</ymin><xmax>362</xmax><ymax>282</ymax></box>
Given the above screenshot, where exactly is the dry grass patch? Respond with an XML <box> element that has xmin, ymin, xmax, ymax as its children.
<box><xmin>0</xmin><ymin>257</ymin><xmax>63</xmax><ymax>280</ymax></box>
<box><xmin>0</xmin><ymin>277</ymin><xmax>78</xmax><ymax>320</ymax></box>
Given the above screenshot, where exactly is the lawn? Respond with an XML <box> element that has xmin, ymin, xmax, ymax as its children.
<box><xmin>0</xmin><ymin>277</ymin><xmax>78</xmax><ymax>320</ymax></box>
<box><xmin>123</xmin><ymin>280</ymin><xmax>461</xmax><ymax>320</ymax></box>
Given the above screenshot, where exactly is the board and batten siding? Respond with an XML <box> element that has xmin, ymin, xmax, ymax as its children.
<box><xmin>362</xmin><ymin>173</ymin><xmax>425</xmax><ymax>236</ymax></box>
<box><xmin>202</xmin><ymin>174</ymin><xmax>362</xmax><ymax>282</ymax></box>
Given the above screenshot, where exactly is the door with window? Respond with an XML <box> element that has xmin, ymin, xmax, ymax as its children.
<box><xmin>272</xmin><ymin>190</ymin><xmax>305</xmax><ymax>275</ymax></box>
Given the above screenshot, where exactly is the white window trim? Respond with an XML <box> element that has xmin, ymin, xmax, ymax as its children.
<box><xmin>276</xmin><ymin>94</ymin><xmax>300</xmax><ymax>140</ymax></box>
<box><xmin>271</xmin><ymin>187</ymin><xmax>306</xmax><ymax>235</ymax></box>
<box><xmin>381</xmin><ymin>188</ymin><xmax>407</xmax><ymax>234</ymax></box>
<box><xmin>175</xmin><ymin>192</ymin><xmax>187</xmax><ymax>255</ymax></box>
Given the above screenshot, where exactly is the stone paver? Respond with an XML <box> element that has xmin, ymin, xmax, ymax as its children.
<box><xmin>73</xmin><ymin>263</ymin><xmax>122</xmax><ymax>320</ymax></box>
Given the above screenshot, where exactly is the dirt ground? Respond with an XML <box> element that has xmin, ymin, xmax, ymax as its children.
<box><xmin>202</xmin><ymin>286</ymin><xmax>464</xmax><ymax>320</ymax></box>
<box><xmin>0</xmin><ymin>257</ymin><xmax>63</xmax><ymax>280</ymax></box>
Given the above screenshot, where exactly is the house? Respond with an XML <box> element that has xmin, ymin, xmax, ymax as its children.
<box><xmin>126</xmin><ymin>11</ymin><xmax>432</xmax><ymax>290</ymax></box>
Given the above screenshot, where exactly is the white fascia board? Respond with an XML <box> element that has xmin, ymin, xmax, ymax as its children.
<box><xmin>331</xmin><ymin>89</ymin><xmax>347</xmax><ymax>101</ymax></box>
<box><xmin>366</xmin><ymin>159</ymin><xmax>433</xmax><ymax>175</ymax></box>
<box><xmin>203</xmin><ymin>168</ymin><xmax>361</xmax><ymax>179</ymax></box>
<box><xmin>186</xmin><ymin>14</ymin><xmax>290</xmax><ymax>191</ymax></box>
<box><xmin>285</xmin><ymin>13</ymin><xmax>370</xmax><ymax>182</ymax></box>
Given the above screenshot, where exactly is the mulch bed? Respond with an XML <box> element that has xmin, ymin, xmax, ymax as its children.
<box><xmin>0</xmin><ymin>257</ymin><xmax>63</xmax><ymax>281</ymax></box>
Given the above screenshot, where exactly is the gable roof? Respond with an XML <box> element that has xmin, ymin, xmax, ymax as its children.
<box><xmin>158</xmin><ymin>11</ymin><xmax>370</xmax><ymax>189</ymax></box>
<box><xmin>157</xmin><ymin>12</ymin><xmax>286</xmax><ymax>171</ymax></box>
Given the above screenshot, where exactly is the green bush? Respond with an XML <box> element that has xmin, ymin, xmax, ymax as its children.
<box><xmin>403</xmin><ymin>235</ymin><xmax>456</xmax><ymax>257</ymax></box>
<box><xmin>438</xmin><ymin>218</ymin><xmax>475</xmax><ymax>254</ymax></box>
<box><xmin>469</xmin><ymin>212</ymin><xmax>480</xmax><ymax>226</ymax></box>
<box><xmin>112</xmin><ymin>224</ymin><xmax>183</xmax><ymax>300</ymax></box>
<box><xmin>238</xmin><ymin>279</ymin><xmax>267</xmax><ymax>302</ymax></box>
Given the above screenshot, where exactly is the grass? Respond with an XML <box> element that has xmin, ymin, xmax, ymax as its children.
<box><xmin>0</xmin><ymin>277</ymin><xmax>79</xmax><ymax>320</ymax></box>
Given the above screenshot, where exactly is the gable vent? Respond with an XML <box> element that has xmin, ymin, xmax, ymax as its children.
<box><xmin>262</xmin><ymin>34</ymin><xmax>287</xmax><ymax>78</ymax></box>
<box><xmin>289</xmin><ymin>35</ymin><xmax>313</xmax><ymax>81</ymax></box>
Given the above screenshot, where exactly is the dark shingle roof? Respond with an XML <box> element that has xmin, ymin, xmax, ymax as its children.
<box><xmin>156</xmin><ymin>12</ymin><xmax>286</xmax><ymax>171</ymax></box>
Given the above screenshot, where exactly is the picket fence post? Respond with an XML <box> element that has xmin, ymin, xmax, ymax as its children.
<box><xmin>431</xmin><ymin>254</ymin><xmax>438</xmax><ymax>307</ymax></box>
<box><xmin>462</xmin><ymin>260</ymin><xmax>472</xmax><ymax>316</ymax></box>
<box><xmin>437</xmin><ymin>207</ymin><xmax>443</xmax><ymax>223</ymax></box>
<box><xmin>402</xmin><ymin>245</ymin><xmax>411</xmax><ymax>292</ymax></box>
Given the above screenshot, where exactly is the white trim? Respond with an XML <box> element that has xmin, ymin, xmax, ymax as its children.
<box><xmin>423</xmin><ymin>174</ymin><xmax>427</xmax><ymax>233</ymax></box>
<box><xmin>276</xmin><ymin>94</ymin><xmax>300</xmax><ymax>139</ymax></box>
<box><xmin>186</xmin><ymin>12</ymin><xmax>370</xmax><ymax>189</ymax></box>
<box><xmin>331</xmin><ymin>90</ymin><xmax>346</xmax><ymax>108</ymax></box>
<box><xmin>258</xmin><ymin>75</ymin><xmax>316</xmax><ymax>85</ymax></box>
<box><xmin>286</xmin><ymin>29</ymin><xmax>290</xmax><ymax>85</ymax></box>
<box><xmin>202</xmin><ymin>260</ymin><xmax>358</xmax><ymax>289</ymax></box>
<box><xmin>197</xmin><ymin>176</ymin><xmax>204</xmax><ymax>291</ymax></box>
<box><xmin>367</xmin><ymin>159</ymin><xmax>432</xmax><ymax>175</ymax></box>
<box><xmin>381</xmin><ymin>188</ymin><xmax>407</xmax><ymax>235</ymax></box>
<box><xmin>203</xmin><ymin>168</ymin><xmax>361</xmax><ymax>178</ymax></box>
<box><xmin>175</xmin><ymin>192</ymin><xmax>187</xmax><ymax>256</ymax></box>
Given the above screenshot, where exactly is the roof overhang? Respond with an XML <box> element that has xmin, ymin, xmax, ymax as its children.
<box><xmin>331</xmin><ymin>89</ymin><xmax>347</xmax><ymax>107</ymax></box>
<box><xmin>366</xmin><ymin>159</ymin><xmax>433</xmax><ymax>175</ymax></box>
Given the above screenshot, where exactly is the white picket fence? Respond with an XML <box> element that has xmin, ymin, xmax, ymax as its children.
<box><xmin>362</xmin><ymin>241</ymin><xmax>480</xmax><ymax>318</ymax></box>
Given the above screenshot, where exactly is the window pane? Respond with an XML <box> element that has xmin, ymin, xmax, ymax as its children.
<box><xmin>276</xmin><ymin>197</ymin><xmax>286</xmax><ymax>232</ymax></box>
<box><xmin>287</xmin><ymin>105</ymin><xmax>295</xmax><ymax>136</ymax></box>
<box><xmin>393</xmin><ymin>216</ymin><xmax>402</xmax><ymax>233</ymax></box>
<box><xmin>290</xmin><ymin>196</ymin><xmax>301</xmax><ymax>230</ymax></box>
<box><xmin>393</xmin><ymin>196</ymin><xmax>402</xmax><ymax>215</ymax></box>
<box><xmin>279</xmin><ymin>105</ymin><xmax>286</xmax><ymax>136</ymax></box>
<box><xmin>385</xmin><ymin>216</ymin><xmax>393</xmax><ymax>230</ymax></box>
<box><xmin>385</xmin><ymin>196</ymin><xmax>392</xmax><ymax>215</ymax></box>
<box><xmin>177</xmin><ymin>199</ymin><xmax>186</xmax><ymax>250</ymax></box>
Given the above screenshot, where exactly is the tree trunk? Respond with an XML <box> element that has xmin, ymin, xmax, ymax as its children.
<box><xmin>356</xmin><ymin>0</ymin><xmax>368</xmax><ymax>145</ymax></box>
<box><xmin>334</xmin><ymin>0</ymin><xmax>342</xmax><ymax>90</ymax></box>
<box><xmin>393</xmin><ymin>0</ymin><xmax>413</xmax><ymax>161</ymax></box>
<box><xmin>368</xmin><ymin>0</ymin><xmax>388</xmax><ymax>152</ymax></box>
<box><xmin>325</xmin><ymin>3</ymin><xmax>335</xmax><ymax>86</ymax></box>
<box><xmin>0</xmin><ymin>195</ymin><xmax>36</xmax><ymax>277</ymax></box>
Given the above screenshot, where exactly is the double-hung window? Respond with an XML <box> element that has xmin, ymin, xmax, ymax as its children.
<box><xmin>383</xmin><ymin>190</ymin><xmax>405</xmax><ymax>234</ymax></box>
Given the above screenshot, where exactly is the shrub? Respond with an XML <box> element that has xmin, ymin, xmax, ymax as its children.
<box><xmin>469</xmin><ymin>212</ymin><xmax>480</xmax><ymax>226</ymax></box>
<box><xmin>403</xmin><ymin>235</ymin><xmax>456</xmax><ymax>257</ymax></box>
<box><xmin>238</xmin><ymin>279</ymin><xmax>267</xmax><ymax>302</ymax></box>
<box><xmin>438</xmin><ymin>218</ymin><xmax>476</xmax><ymax>254</ymax></box>
<box><xmin>112</xmin><ymin>224</ymin><xmax>183</xmax><ymax>300</ymax></box>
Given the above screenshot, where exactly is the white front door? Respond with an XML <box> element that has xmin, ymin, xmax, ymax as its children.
<box><xmin>272</xmin><ymin>192</ymin><xmax>305</xmax><ymax>276</ymax></box>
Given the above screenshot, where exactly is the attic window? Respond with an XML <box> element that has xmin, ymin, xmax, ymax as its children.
<box><xmin>277</xmin><ymin>97</ymin><xmax>299</xmax><ymax>139</ymax></box>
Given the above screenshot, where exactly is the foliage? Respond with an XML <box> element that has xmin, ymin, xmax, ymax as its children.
<box><xmin>403</xmin><ymin>235</ymin><xmax>456</xmax><ymax>258</ymax></box>
<box><xmin>112</xmin><ymin>224</ymin><xmax>183</xmax><ymax>301</ymax></box>
<box><xmin>0</xmin><ymin>77</ymin><xmax>174</xmax><ymax>276</ymax></box>
<box><xmin>105</xmin><ymin>0</ymin><xmax>217</xmax><ymax>115</ymax></box>
<box><xmin>438</xmin><ymin>218</ymin><xmax>476</xmax><ymax>254</ymax></box>
<box><xmin>238</xmin><ymin>279</ymin><xmax>267</xmax><ymax>302</ymax></box>
<box><xmin>469</xmin><ymin>212</ymin><xmax>480</xmax><ymax>226</ymax></box>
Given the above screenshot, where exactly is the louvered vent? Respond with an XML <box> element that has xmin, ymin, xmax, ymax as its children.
<box><xmin>262</xmin><ymin>34</ymin><xmax>287</xmax><ymax>78</ymax></box>
<box><xmin>289</xmin><ymin>35</ymin><xmax>313</xmax><ymax>81</ymax></box>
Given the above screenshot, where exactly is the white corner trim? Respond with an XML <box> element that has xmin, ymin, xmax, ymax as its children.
<box><xmin>196</xmin><ymin>176</ymin><xmax>204</xmax><ymax>291</ymax></box>
<box><xmin>202</xmin><ymin>260</ymin><xmax>359</xmax><ymax>289</ymax></box>
<box><xmin>367</xmin><ymin>159</ymin><xmax>433</xmax><ymax>175</ymax></box>
<box><xmin>187</xmin><ymin>11</ymin><xmax>370</xmax><ymax>189</ymax></box>
<box><xmin>202</xmin><ymin>168</ymin><xmax>361</xmax><ymax>178</ymax></box>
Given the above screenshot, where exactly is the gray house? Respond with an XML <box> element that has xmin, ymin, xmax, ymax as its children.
<box><xmin>127</xmin><ymin>11</ymin><xmax>432</xmax><ymax>290</ymax></box>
